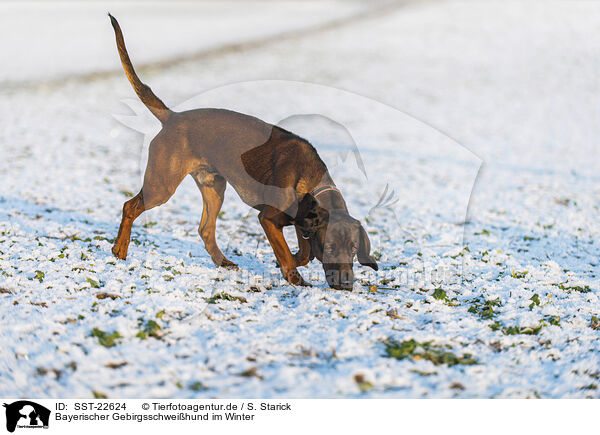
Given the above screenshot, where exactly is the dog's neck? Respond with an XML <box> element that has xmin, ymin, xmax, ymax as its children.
<box><xmin>311</xmin><ymin>183</ymin><xmax>348</xmax><ymax>212</ymax></box>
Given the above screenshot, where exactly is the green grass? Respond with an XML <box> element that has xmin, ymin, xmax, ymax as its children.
<box><xmin>34</xmin><ymin>270</ymin><xmax>44</xmax><ymax>283</ymax></box>
<box><xmin>383</xmin><ymin>339</ymin><xmax>477</xmax><ymax>367</ymax></box>
<box><xmin>468</xmin><ymin>296</ymin><xmax>501</xmax><ymax>320</ymax></box>
<box><xmin>204</xmin><ymin>292</ymin><xmax>247</xmax><ymax>304</ymax></box>
<box><xmin>86</xmin><ymin>277</ymin><xmax>100</xmax><ymax>289</ymax></box>
<box><xmin>543</xmin><ymin>315</ymin><xmax>561</xmax><ymax>326</ymax></box>
<box><xmin>136</xmin><ymin>320</ymin><xmax>161</xmax><ymax>340</ymax></box>
<box><xmin>511</xmin><ymin>270</ymin><xmax>529</xmax><ymax>279</ymax></box>
<box><xmin>91</xmin><ymin>328</ymin><xmax>121</xmax><ymax>348</ymax></box>
<box><xmin>529</xmin><ymin>293</ymin><xmax>541</xmax><ymax>310</ymax></box>
<box><xmin>431</xmin><ymin>287</ymin><xmax>459</xmax><ymax>306</ymax></box>
<box><xmin>489</xmin><ymin>321</ymin><xmax>546</xmax><ymax>335</ymax></box>
<box><xmin>189</xmin><ymin>381</ymin><xmax>208</xmax><ymax>392</ymax></box>
<box><xmin>557</xmin><ymin>283</ymin><xmax>592</xmax><ymax>293</ymax></box>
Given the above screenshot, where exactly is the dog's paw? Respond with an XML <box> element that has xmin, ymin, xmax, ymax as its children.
<box><xmin>218</xmin><ymin>259</ymin><xmax>239</xmax><ymax>270</ymax></box>
<box><xmin>285</xmin><ymin>269</ymin><xmax>311</xmax><ymax>287</ymax></box>
<box><xmin>111</xmin><ymin>243</ymin><xmax>128</xmax><ymax>260</ymax></box>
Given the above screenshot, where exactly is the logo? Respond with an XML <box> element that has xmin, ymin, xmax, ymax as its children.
<box><xmin>3</xmin><ymin>401</ymin><xmax>50</xmax><ymax>433</ymax></box>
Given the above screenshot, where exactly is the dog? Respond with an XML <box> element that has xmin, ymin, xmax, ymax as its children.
<box><xmin>108</xmin><ymin>14</ymin><xmax>378</xmax><ymax>290</ymax></box>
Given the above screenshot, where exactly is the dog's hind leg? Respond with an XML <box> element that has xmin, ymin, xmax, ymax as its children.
<box><xmin>193</xmin><ymin>173</ymin><xmax>238</xmax><ymax>269</ymax></box>
<box><xmin>112</xmin><ymin>191</ymin><xmax>145</xmax><ymax>259</ymax></box>
<box><xmin>112</xmin><ymin>134</ymin><xmax>189</xmax><ymax>260</ymax></box>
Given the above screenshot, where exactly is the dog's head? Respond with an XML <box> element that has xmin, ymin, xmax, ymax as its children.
<box><xmin>293</xmin><ymin>193</ymin><xmax>378</xmax><ymax>290</ymax></box>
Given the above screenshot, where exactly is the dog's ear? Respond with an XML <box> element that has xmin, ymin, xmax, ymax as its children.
<box><xmin>292</xmin><ymin>193</ymin><xmax>328</xmax><ymax>237</ymax></box>
<box><xmin>357</xmin><ymin>224</ymin><xmax>378</xmax><ymax>271</ymax></box>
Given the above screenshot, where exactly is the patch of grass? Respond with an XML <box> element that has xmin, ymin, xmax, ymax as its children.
<box><xmin>136</xmin><ymin>319</ymin><xmax>161</xmax><ymax>340</ymax></box>
<box><xmin>431</xmin><ymin>287</ymin><xmax>459</xmax><ymax>306</ymax></box>
<box><xmin>383</xmin><ymin>339</ymin><xmax>477</xmax><ymax>367</ymax></box>
<box><xmin>502</xmin><ymin>324</ymin><xmax>544</xmax><ymax>335</ymax></box>
<box><xmin>386</xmin><ymin>309</ymin><xmax>402</xmax><ymax>320</ymax></box>
<box><xmin>580</xmin><ymin>383</ymin><xmax>597</xmax><ymax>391</ymax></box>
<box><xmin>86</xmin><ymin>277</ymin><xmax>100</xmax><ymax>289</ymax></box>
<box><xmin>36</xmin><ymin>366</ymin><xmax>62</xmax><ymax>379</ymax></box>
<box><xmin>105</xmin><ymin>361</ymin><xmax>128</xmax><ymax>369</ymax></box>
<box><xmin>165</xmin><ymin>266</ymin><xmax>182</xmax><ymax>275</ymax></box>
<box><xmin>239</xmin><ymin>366</ymin><xmax>263</xmax><ymax>379</ymax></box>
<box><xmin>96</xmin><ymin>292</ymin><xmax>120</xmax><ymax>300</ymax></box>
<box><xmin>557</xmin><ymin>283</ymin><xmax>591</xmax><ymax>293</ymax></box>
<box><xmin>543</xmin><ymin>315</ymin><xmax>561</xmax><ymax>326</ymax></box>
<box><xmin>204</xmin><ymin>292</ymin><xmax>247</xmax><ymax>304</ymax></box>
<box><xmin>93</xmin><ymin>390</ymin><xmax>108</xmax><ymax>399</ymax></box>
<box><xmin>449</xmin><ymin>250</ymin><xmax>466</xmax><ymax>260</ymax></box>
<box><xmin>468</xmin><ymin>296</ymin><xmax>501</xmax><ymax>320</ymax></box>
<box><xmin>410</xmin><ymin>369</ymin><xmax>437</xmax><ymax>377</ymax></box>
<box><xmin>354</xmin><ymin>374</ymin><xmax>373</xmax><ymax>393</ymax></box>
<box><xmin>432</xmin><ymin>287</ymin><xmax>446</xmax><ymax>301</ymax></box>
<box><xmin>529</xmin><ymin>293</ymin><xmax>540</xmax><ymax>310</ymax></box>
<box><xmin>34</xmin><ymin>270</ymin><xmax>44</xmax><ymax>283</ymax></box>
<box><xmin>511</xmin><ymin>270</ymin><xmax>529</xmax><ymax>279</ymax></box>
<box><xmin>523</xmin><ymin>235</ymin><xmax>539</xmax><ymax>241</ymax></box>
<box><xmin>91</xmin><ymin>328</ymin><xmax>121</xmax><ymax>348</ymax></box>
<box><xmin>590</xmin><ymin>316</ymin><xmax>600</xmax><ymax>330</ymax></box>
<box><xmin>490</xmin><ymin>320</ymin><xmax>546</xmax><ymax>335</ymax></box>
<box><xmin>189</xmin><ymin>381</ymin><xmax>208</xmax><ymax>392</ymax></box>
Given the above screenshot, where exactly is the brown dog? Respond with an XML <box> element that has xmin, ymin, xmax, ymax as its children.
<box><xmin>108</xmin><ymin>15</ymin><xmax>378</xmax><ymax>289</ymax></box>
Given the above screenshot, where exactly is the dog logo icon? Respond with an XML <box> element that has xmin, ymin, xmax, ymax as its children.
<box><xmin>3</xmin><ymin>401</ymin><xmax>50</xmax><ymax>433</ymax></box>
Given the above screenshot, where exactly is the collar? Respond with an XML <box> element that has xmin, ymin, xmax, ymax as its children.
<box><xmin>311</xmin><ymin>185</ymin><xmax>341</xmax><ymax>198</ymax></box>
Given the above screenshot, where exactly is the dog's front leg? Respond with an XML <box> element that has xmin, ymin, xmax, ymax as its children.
<box><xmin>293</xmin><ymin>226</ymin><xmax>311</xmax><ymax>267</ymax></box>
<box><xmin>259</xmin><ymin>207</ymin><xmax>311</xmax><ymax>287</ymax></box>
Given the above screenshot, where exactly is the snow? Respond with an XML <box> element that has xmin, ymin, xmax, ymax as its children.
<box><xmin>1</xmin><ymin>0</ymin><xmax>599</xmax><ymax>398</ymax></box>
<box><xmin>0</xmin><ymin>1</ymin><xmax>367</xmax><ymax>84</ymax></box>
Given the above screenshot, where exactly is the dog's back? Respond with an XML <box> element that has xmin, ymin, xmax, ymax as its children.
<box><xmin>163</xmin><ymin>108</ymin><xmax>329</xmax><ymax>211</ymax></box>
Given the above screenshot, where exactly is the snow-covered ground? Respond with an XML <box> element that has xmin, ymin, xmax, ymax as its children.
<box><xmin>1</xmin><ymin>0</ymin><xmax>599</xmax><ymax>398</ymax></box>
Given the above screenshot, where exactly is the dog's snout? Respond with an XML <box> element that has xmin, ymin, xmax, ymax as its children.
<box><xmin>325</xmin><ymin>266</ymin><xmax>354</xmax><ymax>290</ymax></box>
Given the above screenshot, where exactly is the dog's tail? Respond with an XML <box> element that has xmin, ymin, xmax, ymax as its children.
<box><xmin>108</xmin><ymin>13</ymin><xmax>172</xmax><ymax>124</ymax></box>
